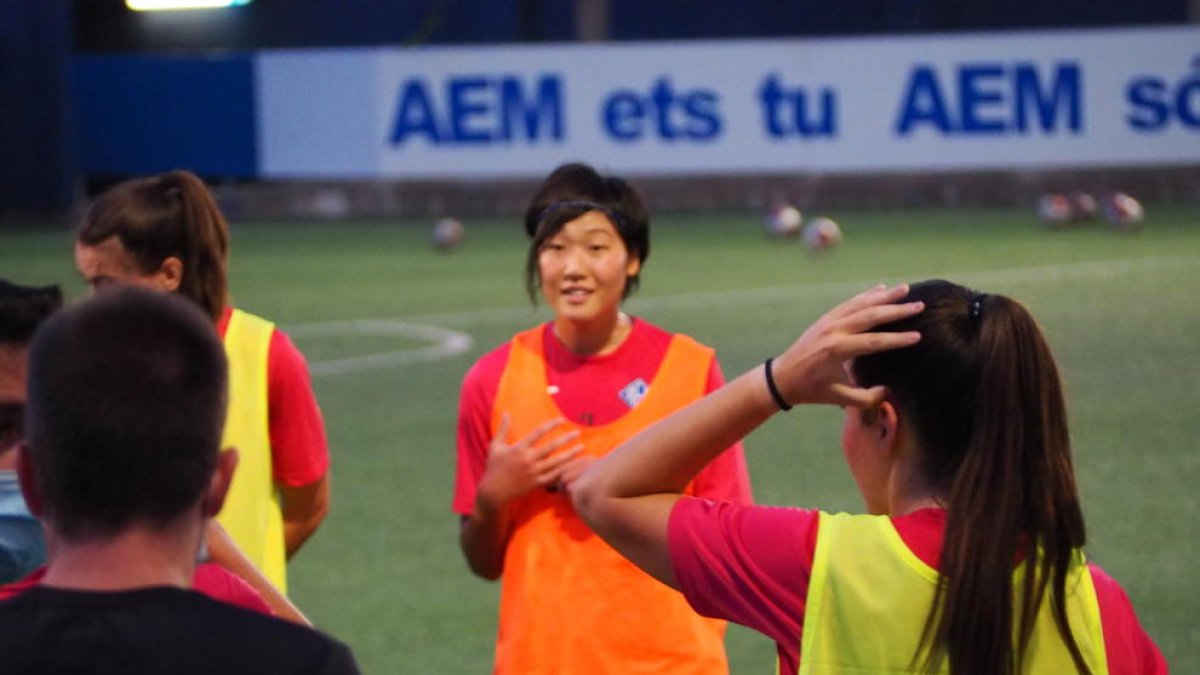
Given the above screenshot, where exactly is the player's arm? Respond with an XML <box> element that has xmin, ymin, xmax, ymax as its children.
<box><xmin>280</xmin><ymin>474</ymin><xmax>330</xmax><ymax>558</ymax></box>
<box><xmin>267</xmin><ymin>329</ymin><xmax>331</xmax><ymax>558</ymax></box>
<box><xmin>690</xmin><ymin>357</ymin><xmax>754</xmax><ymax>504</ymax></box>
<box><xmin>573</xmin><ymin>285</ymin><xmax>922</xmax><ymax>587</ymax></box>
<box><xmin>205</xmin><ymin>521</ymin><xmax>311</xmax><ymax>625</ymax></box>
<box><xmin>459</xmin><ymin>414</ymin><xmax>583</xmax><ymax>580</ymax></box>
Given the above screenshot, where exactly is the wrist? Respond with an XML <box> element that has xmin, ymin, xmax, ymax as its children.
<box><xmin>473</xmin><ymin>482</ymin><xmax>510</xmax><ymax>519</ymax></box>
<box><xmin>763</xmin><ymin>358</ymin><xmax>793</xmax><ymax>411</ymax></box>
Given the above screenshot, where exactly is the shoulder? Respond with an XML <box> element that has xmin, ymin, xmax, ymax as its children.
<box><xmin>1088</xmin><ymin>562</ymin><xmax>1168</xmax><ymax>674</ymax></box>
<box><xmin>634</xmin><ymin>318</ymin><xmax>707</xmax><ymax>349</ymax></box>
<box><xmin>168</xmin><ymin>591</ymin><xmax>361</xmax><ymax>673</ymax></box>
<box><xmin>462</xmin><ymin>341</ymin><xmax>515</xmax><ymax>392</ymax></box>
<box><xmin>267</xmin><ymin>325</ymin><xmax>306</xmax><ymax>368</ymax></box>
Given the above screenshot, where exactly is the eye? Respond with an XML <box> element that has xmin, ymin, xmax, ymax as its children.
<box><xmin>588</xmin><ymin>243</ymin><xmax>609</xmax><ymax>252</ymax></box>
<box><xmin>541</xmin><ymin>242</ymin><xmax>565</xmax><ymax>252</ymax></box>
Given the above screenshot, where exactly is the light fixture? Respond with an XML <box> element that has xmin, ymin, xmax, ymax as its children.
<box><xmin>127</xmin><ymin>0</ymin><xmax>252</xmax><ymax>10</ymax></box>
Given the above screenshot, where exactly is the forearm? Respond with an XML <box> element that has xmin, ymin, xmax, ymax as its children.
<box><xmin>570</xmin><ymin>365</ymin><xmax>778</xmax><ymax>586</ymax></box>
<box><xmin>206</xmin><ymin>523</ymin><xmax>311</xmax><ymax>626</ymax></box>
<box><xmin>575</xmin><ymin>364</ymin><xmax>776</xmax><ymax>506</ymax></box>
<box><xmin>282</xmin><ymin>518</ymin><xmax>323</xmax><ymax>558</ymax></box>
<box><xmin>458</xmin><ymin>495</ymin><xmax>512</xmax><ymax>580</ymax></box>
<box><xmin>279</xmin><ymin>474</ymin><xmax>330</xmax><ymax>558</ymax></box>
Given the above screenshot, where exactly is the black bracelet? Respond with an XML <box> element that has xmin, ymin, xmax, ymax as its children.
<box><xmin>763</xmin><ymin>358</ymin><xmax>793</xmax><ymax>411</ymax></box>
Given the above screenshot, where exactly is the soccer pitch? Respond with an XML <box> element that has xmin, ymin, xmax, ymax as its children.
<box><xmin>3</xmin><ymin>205</ymin><xmax>1197</xmax><ymax>673</ymax></box>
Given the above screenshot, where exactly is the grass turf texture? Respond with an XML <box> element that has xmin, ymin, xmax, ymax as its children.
<box><xmin>2</xmin><ymin>206</ymin><xmax>1196</xmax><ymax>673</ymax></box>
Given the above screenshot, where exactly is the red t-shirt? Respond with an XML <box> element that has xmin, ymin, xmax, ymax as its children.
<box><xmin>217</xmin><ymin>308</ymin><xmax>328</xmax><ymax>488</ymax></box>
<box><xmin>668</xmin><ymin>500</ymin><xmax>1168</xmax><ymax>675</ymax></box>
<box><xmin>453</xmin><ymin>319</ymin><xmax>752</xmax><ymax>515</ymax></box>
<box><xmin>0</xmin><ymin>563</ymin><xmax>273</xmax><ymax>616</ymax></box>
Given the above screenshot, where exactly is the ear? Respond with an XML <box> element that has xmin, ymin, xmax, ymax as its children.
<box><xmin>625</xmin><ymin>253</ymin><xmax>641</xmax><ymax>279</ymax></box>
<box><xmin>156</xmin><ymin>256</ymin><xmax>184</xmax><ymax>293</ymax></box>
<box><xmin>202</xmin><ymin>448</ymin><xmax>238</xmax><ymax>518</ymax></box>
<box><xmin>877</xmin><ymin>400</ymin><xmax>900</xmax><ymax>449</ymax></box>
<box><xmin>14</xmin><ymin>443</ymin><xmax>44</xmax><ymax>517</ymax></box>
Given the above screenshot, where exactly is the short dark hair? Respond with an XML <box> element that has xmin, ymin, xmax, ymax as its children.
<box><xmin>0</xmin><ymin>279</ymin><xmax>62</xmax><ymax>450</ymax></box>
<box><xmin>24</xmin><ymin>286</ymin><xmax>228</xmax><ymax>540</ymax></box>
<box><xmin>523</xmin><ymin>163</ymin><xmax>650</xmax><ymax>303</ymax></box>
<box><xmin>0</xmin><ymin>279</ymin><xmax>62</xmax><ymax>346</ymax></box>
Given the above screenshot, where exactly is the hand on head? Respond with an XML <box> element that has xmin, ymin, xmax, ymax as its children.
<box><xmin>770</xmin><ymin>284</ymin><xmax>923</xmax><ymax>410</ymax></box>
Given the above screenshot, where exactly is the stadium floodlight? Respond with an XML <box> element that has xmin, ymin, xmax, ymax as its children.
<box><xmin>127</xmin><ymin>0</ymin><xmax>252</xmax><ymax>10</ymax></box>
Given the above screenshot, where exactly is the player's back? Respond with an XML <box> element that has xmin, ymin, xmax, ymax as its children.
<box><xmin>0</xmin><ymin>584</ymin><xmax>360</xmax><ymax>675</ymax></box>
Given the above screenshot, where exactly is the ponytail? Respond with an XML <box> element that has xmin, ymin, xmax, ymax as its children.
<box><xmin>852</xmin><ymin>280</ymin><xmax>1090</xmax><ymax>675</ymax></box>
<box><xmin>159</xmin><ymin>171</ymin><xmax>229</xmax><ymax>322</ymax></box>
<box><xmin>77</xmin><ymin>170</ymin><xmax>230</xmax><ymax>322</ymax></box>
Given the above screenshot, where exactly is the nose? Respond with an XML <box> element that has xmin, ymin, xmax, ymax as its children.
<box><xmin>562</xmin><ymin>246</ymin><xmax>586</xmax><ymax>278</ymax></box>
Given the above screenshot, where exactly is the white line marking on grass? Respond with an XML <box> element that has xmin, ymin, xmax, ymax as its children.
<box><xmin>291</xmin><ymin>254</ymin><xmax>1197</xmax><ymax>376</ymax></box>
<box><xmin>287</xmin><ymin>320</ymin><xmax>473</xmax><ymax>377</ymax></box>
<box><xmin>387</xmin><ymin>254</ymin><xmax>1200</xmax><ymax>326</ymax></box>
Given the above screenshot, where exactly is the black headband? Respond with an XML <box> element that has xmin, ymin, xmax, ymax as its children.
<box><xmin>536</xmin><ymin>200</ymin><xmax>627</xmax><ymax>232</ymax></box>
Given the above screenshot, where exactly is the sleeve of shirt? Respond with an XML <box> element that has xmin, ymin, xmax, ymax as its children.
<box><xmin>1088</xmin><ymin>563</ymin><xmax>1169</xmax><ymax>675</ymax></box>
<box><xmin>689</xmin><ymin>357</ymin><xmax>754</xmax><ymax>504</ymax></box>
<box><xmin>452</xmin><ymin>345</ymin><xmax>509</xmax><ymax>516</ymax></box>
<box><xmin>266</xmin><ymin>328</ymin><xmax>330</xmax><ymax>488</ymax></box>
<box><xmin>667</xmin><ymin>498</ymin><xmax>819</xmax><ymax>652</ymax></box>
<box><xmin>192</xmin><ymin>562</ymin><xmax>274</xmax><ymax>616</ymax></box>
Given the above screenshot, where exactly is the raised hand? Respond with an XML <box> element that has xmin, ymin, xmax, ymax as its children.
<box><xmin>771</xmin><ymin>284</ymin><xmax>923</xmax><ymax>409</ymax></box>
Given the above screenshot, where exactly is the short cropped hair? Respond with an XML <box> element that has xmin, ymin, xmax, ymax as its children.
<box><xmin>24</xmin><ymin>286</ymin><xmax>228</xmax><ymax>540</ymax></box>
<box><xmin>0</xmin><ymin>279</ymin><xmax>62</xmax><ymax>450</ymax></box>
<box><xmin>0</xmin><ymin>279</ymin><xmax>62</xmax><ymax>346</ymax></box>
<box><xmin>523</xmin><ymin>163</ymin><xmax>651</xmax><ymax>303</ymax></box>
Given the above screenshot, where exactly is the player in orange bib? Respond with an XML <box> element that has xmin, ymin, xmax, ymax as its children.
<box><xmin>453</xmin><ymin>163</ymin><xmax>753</xmax><ymax>674</ymax></box>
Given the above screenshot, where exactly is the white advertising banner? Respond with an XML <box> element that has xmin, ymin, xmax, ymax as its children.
<box><xmin>256</xmin><ymin>26</ymin><xmax>1200</xmax><ymax>178</ymax></box>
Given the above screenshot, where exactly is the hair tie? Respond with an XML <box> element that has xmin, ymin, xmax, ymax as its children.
<box><xmin>969</xmin><ymin>293</ymin><xmax>988</xmax><ymax>324</ymax></box>
<box><xmin>537</xmin><ymin>200</ymin><xmax>626</xmax><ymax>231</ymax></box>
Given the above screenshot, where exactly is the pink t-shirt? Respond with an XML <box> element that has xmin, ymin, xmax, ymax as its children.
<box><xmin>669</xmin><ymin>500</ymin><xmax>1168</xmax><ymax>675</ymax></box>
<box><xmin>453</xmin><ymin>319</ymin><xmax>752</xmax><ymax>515</ymax></box>
<box><xmin>217</xmin><ymin>308</ymin><xmax>329</xmax><ymax>488</ymax></box>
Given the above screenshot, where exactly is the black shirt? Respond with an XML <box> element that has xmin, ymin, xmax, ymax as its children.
<box><xmin>0</xmin><ymin>585</ymin><xmax>361</xmax><ymax>675</ymax></box>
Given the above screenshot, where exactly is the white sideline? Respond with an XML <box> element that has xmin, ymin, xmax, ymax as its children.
<box><xmin>289</xmin><ymin>254</ymin><xmax>1197</xmax><ymax>377</ymax></box>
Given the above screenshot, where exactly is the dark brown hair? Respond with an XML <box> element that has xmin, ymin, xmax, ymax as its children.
<box><xmin>76</xmin><ymin>170</ymin><xmax>230</xmax><ymax>322</ymax></box>
<box><xmin>25</xmin><ymin>287</ymin><xmax>228</xmax><ymax>540</ymax></box>
<box><xmin>852</xmin><ymin>279</ymin><xmax>1089</xmax><ymax>675</ymax></box>
<box><xmin>522</xmin><ymin>162</ymin><xmax>650</xmax><ymax>304</ymax></box>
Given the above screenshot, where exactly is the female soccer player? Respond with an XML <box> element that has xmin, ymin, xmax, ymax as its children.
<box><xmin>73</xmin><ymin>170</ymin><xmax>330</xmax><ymax>594</ymax></box>
<box><xmin>453</xmin><ymin>163</ymin><xmax>753</xmax><ymax>674</ymax></box>
<box><xmin>573</xmin><ymin>281</ymin><xmax>1166</xmax><ymax>674</ymax></box>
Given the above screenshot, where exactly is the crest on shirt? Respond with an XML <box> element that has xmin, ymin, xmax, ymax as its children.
<box><xmin>618</xmin><ymin>378</ymin><xmax>649</xmax><ymax>409</ymax></box>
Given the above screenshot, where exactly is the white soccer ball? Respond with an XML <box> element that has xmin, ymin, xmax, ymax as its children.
<box><xmin>802</xmin><ymin>217</ymin><xmax>842</xmax><ymax>250</ymax></box>
<box><xmin>1067</xmin><ymin>192</ymin><xmax>1097</xmax><ymax>222</ymax></box>
<box><xmin>431</xmin><ymin>217</ymin><xmax>465</xmax><ymax>251</ymax></box>
<box><xmin>1038</xmin><ymin>194</ymin><xmax>1072</xmax><ymax>226</ymax></box>
<box><xmin>765</xmin><ymin>205</ymin><xmax>803</xmax><ymax>239</ymax></box>
<box><xmin>1103</xmin><ymin>192</ymin><xmax>1144</xmax><ymax>230</ymax></box>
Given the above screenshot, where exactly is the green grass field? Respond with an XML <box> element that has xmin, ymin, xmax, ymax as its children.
<box><xmin>3</xmin><ymin>205</ymin><xmax>1197</xmax><ymax>673</ymax></box>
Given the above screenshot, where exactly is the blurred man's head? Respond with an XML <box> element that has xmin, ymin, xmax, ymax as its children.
<box><xmin>21</xmin><ymin>286</ymin><xmax>229</xmax><ymax>541</ymax></box>
<box><xmin>0</xmin><ymin>280</ymin><xmax>62</xmax><ymax>453</ymax></box>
